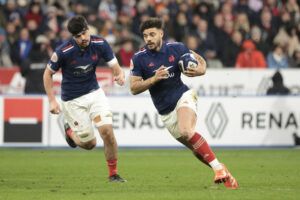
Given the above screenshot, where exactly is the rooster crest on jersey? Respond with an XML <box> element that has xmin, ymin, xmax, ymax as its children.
<box><xmin>178</xmin><ymin>53</ymin><xmax>198</xmax><ymax>72</ymax></box>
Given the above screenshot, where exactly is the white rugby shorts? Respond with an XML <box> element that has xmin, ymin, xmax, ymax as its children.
<box><xmin>61</xmin><ymin>88</ymin><xmax>113</xmax><ymax>142</ymax></box>
<box><xmin>160</xmin><ymin>89</ymin><xmax>198</xmax><ymax>139</ymax></box>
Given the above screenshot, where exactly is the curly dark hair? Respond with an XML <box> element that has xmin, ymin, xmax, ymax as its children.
<box><xmin>139</xmin><ymin>18</ymin><xmax>164</xmax><ymax>33</ymax></box>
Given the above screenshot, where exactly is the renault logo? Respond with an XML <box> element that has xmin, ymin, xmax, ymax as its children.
<box><xmin>205</xmin><ymin>103</ymin><xmax>228</xmax><ymax>139</ymax></box>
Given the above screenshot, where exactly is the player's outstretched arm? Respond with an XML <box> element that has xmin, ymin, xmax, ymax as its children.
<box><xmin>184</xmin><ymin>50</ymin><xmax>206</xmax><ymax>77</ymax></box>
<box><xmin>43</xmin><ymin>67</ymin><xmax>61</xmax><ymax>114</ymax></box>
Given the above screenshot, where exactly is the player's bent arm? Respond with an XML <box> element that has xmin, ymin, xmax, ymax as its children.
<box><xmin>190</xmin><ymin>50</ymin><xmax>206</xmax><ymax>76</ymax></box>
<box><xmin>111</xmin><ymin>63</ymin><xmax>125</xmax><ymax>86</ymax></box>
<box><xmin>108</xmin><ymin>58</ymin><xmax>125</xmax><ymax>86</ymax></box>
<box><xmin>130</xmin><ymin>75</ymin><xmax>155</xmax><ymax>95</ymax></box>
<box><xmin>43</xmin><ymin>67</ymin><xmax>61</xmax><ymax>114</ymax></box>
<box><xmin>43</xmin><ymin>67</ymin><xmax>56</xmax><ymax>102</ymax></box>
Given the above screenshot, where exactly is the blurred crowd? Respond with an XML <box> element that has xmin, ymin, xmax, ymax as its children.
<box><xmin>0</xmin><ymin>0</ymin><xmax>300</xmax><ymax>70</ymax></box>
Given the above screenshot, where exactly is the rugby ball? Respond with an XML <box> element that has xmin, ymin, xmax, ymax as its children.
<box><xmin>178</xmin><ymin>53</ymin><xmax>198</xmax><ymax>72</ymax></box>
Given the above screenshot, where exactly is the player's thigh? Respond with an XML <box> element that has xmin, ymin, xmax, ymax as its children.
<box><xmin>176</xmin><ymin>89</ymin><xmax>198</xmax><ymax>130</ymax></box>
<box><xmin>88</xmin><ymin>88</ymin><xmax>113</xmax><ymax>127</ymax></box>
<box><xmin>177</xmin><ymin>107</ymin><xmax>197</xmax><ymax>138</ymax></box>
<box><xmin>160</xmin><ymin>110</ymin><xmax>181</xmax><ymax>139</ymax></box>
<box><xmin>161</xmin><ymin>89</ymin><xmax>198</xmax><ymax>139</ymax></box>
<box><xmin>62</xmin><ymin>100</ymin><xmax>95</xmax><ymax>143</ymax></box>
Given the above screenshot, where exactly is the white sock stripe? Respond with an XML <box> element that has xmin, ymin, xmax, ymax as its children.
<box><xmin>192</xmin><ymin>137</ymin><xmax>205</xmax><ymax>149</ymax></box>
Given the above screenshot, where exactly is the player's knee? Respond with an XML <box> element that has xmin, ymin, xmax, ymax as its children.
<box><xmin>99</xmin><ymin>125</ymin><xmax>114</xmax><ymax>138</ymax></box>
<box><xmin>82</xmin><ymin>139</ymin><xmax>96</xmax><ymax>150</ymax></box>
<box><xmin>178</xmin><ymin>127</ymin><xmax>194</xmax><ymax>140</ymax></box>
<box><xmin>101</xmin><ymin>129</ymin><xmax>114</xmax><ymax>141</ymax></box>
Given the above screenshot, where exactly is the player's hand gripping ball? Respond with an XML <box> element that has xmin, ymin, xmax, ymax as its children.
<box><xmin>178</xmin><ymin>53</ymin><xmax>198</xmax><ymax>72</ymax></box>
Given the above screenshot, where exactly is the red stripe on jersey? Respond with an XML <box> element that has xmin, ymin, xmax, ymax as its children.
<box><xmin>62</xmin><ymin>44</ymin><xmax>73</xmax><ymax>51</ymax></box>
<box><xmin>91</xmin><ymin>38</ymin><xmax>104</xmax><ymax>42</ymax></box>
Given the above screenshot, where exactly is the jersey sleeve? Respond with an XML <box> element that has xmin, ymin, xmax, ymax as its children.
<box><xmin>130</xmin><ymin>56</ymin><xmax>143</xmax><ymax>77</ymax></box>
<box><xmin>100</xmin><ymin>39</ymin><xmax>115</xmax><ymax>63</ymax></box>
<box><xmin>47</xmin><ymin>50</ymin><xmax>62</xmax><ymax>73</ymax></box>
<box><xmin>177</xmin><ymin>42</ymin><xmax>190</xmax><ymax>56</ymax></box>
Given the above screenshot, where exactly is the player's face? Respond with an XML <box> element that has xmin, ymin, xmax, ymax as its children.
<box><xmin>73</xmin><ymin>29</ymin><xmax>90</xmax><ymax>48</ymax></box>
<box><xmin>143</xmin><ymin>28</ymin><xmax>163</xmax><ymax>51</ymax></box>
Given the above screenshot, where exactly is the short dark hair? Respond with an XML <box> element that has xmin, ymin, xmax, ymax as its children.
<box><xmin>139</xmin><ymin>18</ymin><xmax>164</xmax><ymax>33</ymax></box>
<box><xmin>67</xmin><ymin>15</ymin><xmax>88</xmax><ymax>35</ymax></box>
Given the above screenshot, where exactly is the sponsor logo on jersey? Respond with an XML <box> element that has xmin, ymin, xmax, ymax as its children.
<box><xmin>148</xmin><ymin>62</ymin><xmax>155</xmax><ymax>67</ymax></box>
<box><xmin>75</xmin><ymin>64</ymin><xmax>90</xmax><ymax>70</ymax></box>
<box><xmin>92</xmin><ymin>54</ymin><xmax>98</xmax><ymax>61</ymax></box>
<box><xmin>74</xmin><ymin>64</ymin><xmax>93</xmax><ymax>76</ymax></box>
<box><xmin>153</xmin><ymin>65</ymin><xmax>174</xmax><ymax>72</ymax></box>
<box><xmin>168</xmin><ymin>55</ymin><xmax>175</xmax><ymax>62</ymax></box>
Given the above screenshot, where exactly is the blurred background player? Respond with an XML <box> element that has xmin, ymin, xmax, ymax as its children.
<box><xmin>43</xmin><ymin>15</ymin><xmax>126</xmax><ymax>182</ymax></box>
<box><xmin>130</xmin><ymin>18</ymin><xmax>238</xmax><ymax>189</ymax></box>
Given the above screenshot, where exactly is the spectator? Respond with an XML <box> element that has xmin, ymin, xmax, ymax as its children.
<box><xmin>5</xmin><ymin>22</ymin><xmax>18</xmax><ymax>47</ymax></box>
<box><xmin>211</xmin><ymin>13</ymin><xmax>230</xmax><ymax>60</ymax></box>
<box><xmin>173</xmin><ymin>11</ymin><xmax>189</xmax><ymax>42</ymax></box>
<box><xmin>248</xmin><ymin>0</ymin><xmax>263</xmax><ymax>13</ymax></box>
<box><xmin>41</xmin><ymin>6</ymin><xmax>61</xmax><ymax>35</ymax></box>
<box><xmin>289</xmin><ymin>48</ymin><xmax>300</xmax><ymax>68</ymax></box>
<box><xmin>234</xmin><ymin>12</ymin><xmax>250</xmax><ymax>39</ymax></box>
<box><xmin>265</xmin><ymin>0</ymin><xmax>280</xmax><ymax>17</ymax></box>
<box><xmin>195</xmin><ymin>2</ymin><xmax>214</xmax><ymax>22</ymax></box>
<box><xmin>185</xmin><ymin>34</ymin><xmax>200</xmax><ymax>54</ymax></box>
<box><xmin>258</xmin><ymin>7</ymin><xmax>278</xmax><ymax>46</ymax></box>
<box><xmin>220</xmin><ymin>1</ymin><xmax>234</xmax><ymax>22</ymax></box>
<box><xmin>274</xmin><ymin>9</ymin><xmax>300</xmax><ymax>57</ymax></box>
<box><xmin>0</xmin><ymin>0</ymin><xmax>298</xmax><ymax>72</ymax></box>
<box><xmin>267</xmin><ymin>44</ymin><xmax>289</xmax><ymax>69</ymax></box>
<box><xmin>235</xmin><ymin>39</ymin><xmax>267</xmax><ymax>68</ymax></box>
<box><xmin>131</xmin><ymin>1</ymin><xmax>155</xmax><ymax>36</ymax></box>
<box><xmin>20</xmin><ymin>35</ymin><xmax>52</xmax><ymax>94</ymax></box>
<box><xmin>98</xmin><ymin>0</ymin><xmax>118</xmax><ymax>22</ymax></box>
<box><xmin>116</xmin><ymin>38</ymin><xmax>134</xmax><ymax>68</ymax></box>
<box><xmin>99</xmin><ymin>19</ymin><xmax>117</xmax><ymax>45</ymax></box>
<box><xmin>250</xmin><ymin>25</ymin><xmax>270</xmax><ymax>56</ymax></box>
<box><xmin>26</xmin><ymin>19</ymin><xmax>39</xmax><ymax>41</ymax></box>
<box><xmin>24</xmin><ymin>2</ymin><xmax>43</xmax><ymax>27</ymax></box>
<box><xmin>54</xmin><ymin>27</ymin><xmax>71</xmax><ymax>47</ymax></box>
<box><xmin>221</xmin><ymin>31</ymin><xmax>243</xmax><ymax>67</ymax></box>
<box><xmin>266</xmin><ymin>70</ymin><xmax>290</xmax><ymax>95</ymax></box>
<box><xmin>194</xmin><ymin>18</ymin><xmax>218</xmax><ymax>61</ymax></box>
<box><xmin>10</xmin><ymin>27</ymin><xmax>32</xmax><ymax>65</ymax></box>
<box><xmin>0</xmin><ymin>2</ymin><xmax>7</xmax><ymax>27</ymax></box>
<box><xmin>0</xmin><ymin>28</ymin><xmax>13</xmax><ymax>67</ymax></box>
<box><xmin>3</xmin><ymin>0</ymin><xmax>22</xmax><ymax>25</ymax></box>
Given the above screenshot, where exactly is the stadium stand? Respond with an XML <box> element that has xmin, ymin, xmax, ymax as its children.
<box><xmin>0</xmin><ymin>0</ymin><xmax>299</xmax><ymax>70</ymax></box>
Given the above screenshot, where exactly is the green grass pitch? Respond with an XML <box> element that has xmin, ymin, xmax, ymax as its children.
<box><xmin>0</xmin><ymin>148</ymin><xmax>299</xmax><ymax>200</ymax></box>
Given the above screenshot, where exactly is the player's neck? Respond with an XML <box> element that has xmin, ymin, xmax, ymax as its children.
<box><xmin>154</xmin><ymin>42</ymin><xmax>163</xmax><ymax>52</ymax></box>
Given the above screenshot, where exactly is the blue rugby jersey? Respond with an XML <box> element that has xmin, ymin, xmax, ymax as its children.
<box><xmin>131</xmin><ymin>42</ymin><xmax>190</xmax><ymax>115</ymax></box>
<box><xmin>47</xmin><ymin>36</ymin><xmax>115</xmax><ymax>101</ymax></box>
